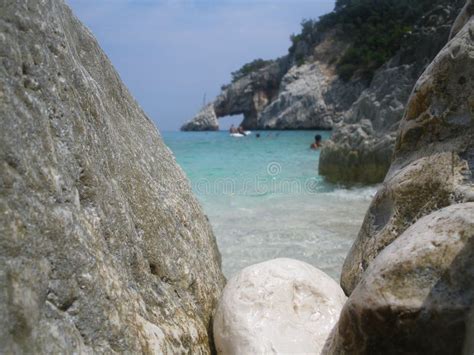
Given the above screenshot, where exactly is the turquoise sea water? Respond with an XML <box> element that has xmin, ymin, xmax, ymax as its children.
<box><xmin>163</xmin><ymin>130</ymin><xmax>377</xmax><ymax>280</ymax></box>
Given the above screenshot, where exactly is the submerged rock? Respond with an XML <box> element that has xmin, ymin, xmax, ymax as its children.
<box><xmin>0</xmin><ymin>0</ymin><xmax>225</xmax><ymax>353</ymax></box>
<box><xmin>327</xmin><ymin>203</ymin><xmax>474</xmax><ymax>354</ymax></box>
<box><xmin>181</xmin><ymin>103</ymin><xmax>219</xmax><ymax>131</ymax></box>
<box><xmin>213</xmin><ymin>258</ymin><xmax>346</xmax><ymax>354</ymax></box>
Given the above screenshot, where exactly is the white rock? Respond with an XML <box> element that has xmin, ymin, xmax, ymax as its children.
<box><xmin>259</xmin><ymin>63</ymin><xmax>333</xmax><ymax>130</ymax></box>
<box><xmin>213</xmin><ymin>258</ymin><xmax>347</xmax><ymax>354</ymax></box>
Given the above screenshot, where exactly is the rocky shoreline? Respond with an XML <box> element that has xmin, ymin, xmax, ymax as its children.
<box><xmin>1</xmin><ymin>0</ymin><xmax>473</xmax><ymax>353</ymax></box>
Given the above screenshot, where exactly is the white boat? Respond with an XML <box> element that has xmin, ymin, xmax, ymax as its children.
<box><xmin>230</xmin><ymin>131</ymin><xmax>251</xmax><ymax>137</ymax></box>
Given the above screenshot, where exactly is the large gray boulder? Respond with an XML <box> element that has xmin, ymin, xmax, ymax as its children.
<box><xmin>0</xmin><ymin>0</ymin><xmax>225</xmax><ymax>353</ymax></box>
<box><xmin>181</xmin><ymin>103</ymin><xmax>219</xmax><ymax>131</ymax></box>
<box><xmin>258</xmin><ymin>63</ymin><xmax>333</xmax><ymax>130</ymax></box>
<box><xmin>341</xmin><ymin>3</ymin><xmax>474</xmax><ymax>294</ymax></box>
<box><xmin>327</xmin><ymin>203</ymin><xmax>474</xmax><ymax>354</ymax></box>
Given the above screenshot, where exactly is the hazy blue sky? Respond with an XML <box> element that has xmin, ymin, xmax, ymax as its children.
<box><xmin>67</xmin><ymin>0</ymin><xmax>335</xmax><ymax>131</ymax></box>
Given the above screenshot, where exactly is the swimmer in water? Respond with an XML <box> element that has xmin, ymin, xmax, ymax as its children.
<box><xmin>310</xmin><ymin>134</ymin><xmax>323</xmax><ymax>150</ymax></box>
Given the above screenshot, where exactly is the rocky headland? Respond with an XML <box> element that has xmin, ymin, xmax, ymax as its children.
<box><xmin>183</xmin><ymin>0</ymin><xmax>465</xmax><ymax>185</ymax></box>
<box><xmin>0</xmin><ymin>0</ymin><xmax>224</xmax><ymax>353</ymax></box>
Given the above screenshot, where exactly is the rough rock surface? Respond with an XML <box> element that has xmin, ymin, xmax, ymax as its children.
<box><xmin>182</xmin><ymin>33</ymin><xmax>356</xmax><ymax>132</ymax></box>
<box><xmin>258</xmin><ymin>63</ymin><xmax>333</xmax><ymax>129</ymax></box>
<box><xmin>211</xmin><ymin>59</ymin><xmax>287</xmax><ymax>130</ymax></box>
<box><xmin>213</xmin><ymin>258</ymin><xmax>346</xmax><ymax>355</ymax></box>
<box><xmin>319</xmin><ymin>120</ymin><xmax>395</xmax><ymax>184</ymax></box>
<box><xmin>319</xmin><ymin>3</ymin><xmax>463</xmax><ymax>184</ymax></box>
<box><xmin>184</xmin><ymin>2</ymin><xmax>462</xmax><ymax>141</ymax></box>
<box><xmin>181</xmin><ymin>57</ymin><xmax>288</xmax><ymax>131</ymax></box>
<box><xmin>181</xmin><ymin>103</ymin><xmax>218</xmax><ymax>131</ymax></box>
<box><xmin>0</xmin><ymin>0</ymin><xmax>225</xmax><ymax>353</ymax></box>
<box><xmin>340</xmin><ymin>5</ymin><xmax>474</xmax><ymax>294</ymax></box>
<box><xmin>326</xmin><ymin>203</ymin><xmax>474</xmax><ymax>354</ymax></box>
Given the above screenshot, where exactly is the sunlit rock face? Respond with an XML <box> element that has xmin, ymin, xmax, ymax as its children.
<box><xmin>181</xmin><ymin>103</ymin><xmax>219</xmax><ymax>131</ymax></box>
<box><xmin>0</xmin><ymin>0</ymin><xmax>225</xmax><ymax>353</ymax></box>
<box><xmin>213</xmin><ymin>258</ymin><xmax>347</xmax><ymax>354</ymax></box>
<box><xmin>258</xmin><ymin>63</ymin><xmax>333</xmax><ymax>130</ymax></box>
<box><xmin>327</xmin><ymin>203</ymin><xmax>474</xmax><ymax>354</ymax></box>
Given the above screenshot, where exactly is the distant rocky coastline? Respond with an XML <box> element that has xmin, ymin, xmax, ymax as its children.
<box><xmin>182</xmin><ymin>0</ymin><xmax>465</xmax><ymax>185</ymax></box>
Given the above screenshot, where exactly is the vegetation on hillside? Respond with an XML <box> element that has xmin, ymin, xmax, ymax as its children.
<box><xmin>290</xmin><ymin>0</ymin><xmax>457</xmax><ymax>81</ymax></box>
<box><xmin>230</xmin><ymin>58</ymin><xmax>273</xmax><ymax>83</ymax></box>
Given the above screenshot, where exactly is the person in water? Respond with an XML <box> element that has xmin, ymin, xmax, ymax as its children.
<box><xmin>310</xmin><ymin>134</ymin><xmax>323</xmax><ymax>150</ymax></box>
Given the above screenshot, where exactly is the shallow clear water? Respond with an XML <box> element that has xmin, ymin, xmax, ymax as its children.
<box><xmin>163</xmin><ymin>130</ymin><xmax>377</xmax><ymax>281</ymax></box>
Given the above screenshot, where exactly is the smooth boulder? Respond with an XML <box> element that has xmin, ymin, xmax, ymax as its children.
<box><xmin>327</xmin><ymin>203</ymin><xmax>474</xmax><ymax>354</ymax></box>
<box><xmin>213</xmin><ymin>258</ymin><xmax>347</xmax><ymax>354</ymax></box>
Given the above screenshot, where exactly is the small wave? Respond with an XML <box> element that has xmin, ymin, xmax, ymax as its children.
<box><xmin>321</xmin><ymin>185</ymin><xmax>379</xmax><ymax>201</ymax></box>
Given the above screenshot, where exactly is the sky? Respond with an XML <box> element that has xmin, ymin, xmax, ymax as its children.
<box><xmin>67</xmin><ymin>0</ymin><xmax>336</xmax><ymax>131</ymax></box>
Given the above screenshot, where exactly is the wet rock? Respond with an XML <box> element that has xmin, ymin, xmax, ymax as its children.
<box><xmin>213</xmin><ymin>259</ymin><xmax>346</xmax><ymax>354</ymax></box>
<box><xmin>0</xmin><ymin>0</ymin><xmax>225</xmax><ymax>353</ymax></box>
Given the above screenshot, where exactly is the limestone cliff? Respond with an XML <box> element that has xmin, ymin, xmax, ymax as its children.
<box><xmin>325</xmin><ymin>3</ymin><xmax>474</xmax><ymax>351</ymax></box>
<box><xmin>183</xmin><ymin>1</ymin><xmax>464</xmax><ymax>188</ymax></box>
<box><xmin>181</xmin><ymin>103</ymin><xmax>219</xmax><ymax>131</ymax></box>
<box><xmin>258</xmin><ymin>63</ymin><xmax>333</xmax><ymax>130</ymax></box>
<box><xmin>182</xmin><ymin>58</ymin><xmax>288</xmax><ymax>131</ymax></box>
<box><xmin>0</xmin><ymin>0</ymin><xmax>225</xmax><ymax>353</ymax></box>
